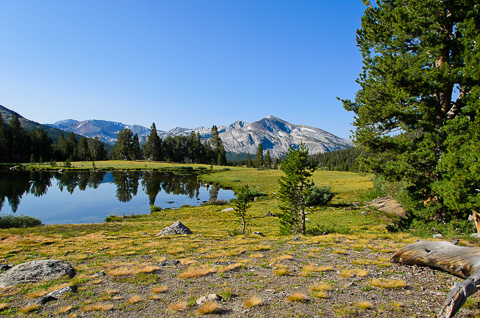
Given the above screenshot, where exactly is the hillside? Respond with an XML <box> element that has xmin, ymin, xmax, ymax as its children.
<box><xmin>0</xmin><ymin>105</ymin><xmax>79</xmax><ymax>142</ymax></box>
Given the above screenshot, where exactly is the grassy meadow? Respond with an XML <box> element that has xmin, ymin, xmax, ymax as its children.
<box><xmin>0</xmin><ymin>161</ymin><xmax>477</xmax><ymax>316</ymax></box>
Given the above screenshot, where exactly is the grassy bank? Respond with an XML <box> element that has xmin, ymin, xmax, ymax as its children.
<box><xmin>1</xmin><ymin>162</ymin><xmax>478</xmax><ymax>317</ymax></box>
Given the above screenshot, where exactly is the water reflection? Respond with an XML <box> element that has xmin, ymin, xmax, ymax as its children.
<box><xmin>0</xmin><ymin>169</ymin><xmax>231</xmax><ymax>215</ymax></box>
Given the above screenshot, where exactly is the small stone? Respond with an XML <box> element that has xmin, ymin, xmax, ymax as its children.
<box><xmin>197</xmin><ymin>294</ymin><xmax>222</xmax><ymax>305</ymax></box>
<box><xmin>252</xmin><ymin>232</ymin><xmax>266</xmax><ymax>237</ymax></box>
<box><xmin>432</xmin><ymin>234</ymin><xmax>443</xmax><ymax>239</ymax></box>
<box><xmin>221</xmin><ymin>208</ymin><xmax>234</xmax><ymax>212</ymax></box>
<box><xmin>471</xmin><ymin>233</ymin><xmax>480</xmax><ymax>238</ymax></box>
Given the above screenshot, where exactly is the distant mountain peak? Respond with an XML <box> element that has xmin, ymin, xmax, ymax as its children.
<box><xmin>47</xmin><ymin>115</ymin><xmax>353</xmax><ymax>157</ymax></box>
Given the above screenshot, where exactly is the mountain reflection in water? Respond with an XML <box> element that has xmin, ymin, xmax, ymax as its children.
<box><xmin>0</xmin><ymin>170</ymin><xmax>235</xmax><ymax>224</ymax></box>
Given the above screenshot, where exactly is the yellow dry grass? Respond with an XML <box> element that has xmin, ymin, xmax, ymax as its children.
<box><xmin>178</xmin><ymin>266</ymin><xmax>217</xmax><ymax>279</ymax></box>
<box><xmin>273</xmin><ymin>267</ymin><xmax>289</xmax><ymax>276</ymax></box>
<box><xmin>152</xmin><ymin>285</ymin><xmax>168</xmax><ymax>293</ymax></box>
<box><xmin>340</xmin><ymin>268</ymin><xmax>369</xmax><ymax>278</ymax></box>
<box><xmin>19</xmin><ymin>304</ymin><xmax>39</xmax><ymax>314</ymax></box>
<box><xmin>169</xmin><ymin>301</ymin><xmax>187</xmax><ymax>312</ymax></box>
<box><xmin>126</xmin><ymin>294</ymin><xmax>142</xmax><ymax>304</ymax></box>
<box><xmin>358</xmin><ymin>301</ymin><xmax>374</xmax><ymax>309</ymax></box>
<box><xmin>56</xmin><ymin>306</ymin><xmax>73</xmax><ymax>314</ymax></box>
<box><xmin>302</xmin><ymin>264</ymin><xmax>334</xmax><ymax>273</ymax></box>
<box><xmin>243</xmin><ymin>295</ymin><xmax>263</xmax><ymax>308</ymax></box>
<box><xmin>369</xmin><ymin>278</ymin><xmax>407</xmax><ymax>289</ymax></box>
<box><xmin>82</xmin><ymin>302</ymin><xmax>115</xmax><ymax>312</ymax></box>
<box><xmin>285</xmin><ymin>292</ymin><xmax>308</xmax><ymax>302</ymax></box>
<box><xmin>0</xmin><ymin>303</ymin><xmax>9</xmax><ymax>311</ymax></box>
<box><xmin>197</xmin><ymin>301</ymin><xmax>222</xmax><ymax>314</ymax></box>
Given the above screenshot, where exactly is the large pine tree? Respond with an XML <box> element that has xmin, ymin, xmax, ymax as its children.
<box><xmin>143</xmin><ymin>123</ymin><xmax>162</xmax><ymax>161</ymax></box>
<box><xmin>342</xmin><ymin>0</ymin><xmax>480</xmax><ymax>224</ymax></box>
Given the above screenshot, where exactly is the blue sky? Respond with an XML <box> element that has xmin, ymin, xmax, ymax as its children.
<box><xmin>0</xmin><ymin>0</ymin><xmax>365</xmax><ymax>139</ymax></box>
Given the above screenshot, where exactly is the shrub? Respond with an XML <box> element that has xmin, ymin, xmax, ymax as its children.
<box><xmin>0</xmin><ymin>214</ymin><xmax>42</xmax><ymax>229</ymax></box>
<box><xmin>305</xmin><ymin>186</ymin><xmax>336</xmax><ymax>206</ymax></box>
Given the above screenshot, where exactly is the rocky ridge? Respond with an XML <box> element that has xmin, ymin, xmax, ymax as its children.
<box><xmin>48</xmin><ymin>115</ymin><xmax>353</xmax><ymax>157</ymax></box>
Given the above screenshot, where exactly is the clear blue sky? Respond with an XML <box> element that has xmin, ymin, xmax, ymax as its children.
<box><xmin>0</xmin><ymin>0</ymin><xmax>365</xmax><ymax>140</ymax></box>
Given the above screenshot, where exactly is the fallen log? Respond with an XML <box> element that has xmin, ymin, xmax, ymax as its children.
<box><xmin>391</xmin><ymin>241</ymin><xmax>480</xmax><ymax>317</ymax></box>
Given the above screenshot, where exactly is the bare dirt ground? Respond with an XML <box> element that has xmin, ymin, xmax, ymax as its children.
<box><xmin>2</xmin><ymin>233</ymin><xmax>478</xmax><ymax>318</ymax></box>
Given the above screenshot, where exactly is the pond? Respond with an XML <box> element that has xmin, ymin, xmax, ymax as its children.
<box><xmin>0</xmin><ymin>169</ymin><xmax>236</xmax><ymax>225</ymax></box>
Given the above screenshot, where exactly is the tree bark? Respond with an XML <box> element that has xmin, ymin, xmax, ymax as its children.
<box><xmin>391</xmin><ymin>241</ymin><xmax>480</xmax><ymax>317</ymax></box>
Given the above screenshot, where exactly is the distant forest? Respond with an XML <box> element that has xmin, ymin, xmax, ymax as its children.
<box><xmin>1</xmin><ymin>113</ymin><xmax>359</xmax><ymax>171</ymax></box>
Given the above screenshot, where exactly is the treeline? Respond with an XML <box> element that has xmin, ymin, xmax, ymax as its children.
<box><xmin>0</xmin><ymin>113</ymin><xmax>108</xmax><ymax>163</ymax></box>
<box><xmin>312</xmin><ymin>147</ymin><xmax>366</xmax><ymax>172</ymax></box>
<box><xmin>111</xmin><ymin>123</ymin><xmax>228</xmax><ymax>165</ymax></box>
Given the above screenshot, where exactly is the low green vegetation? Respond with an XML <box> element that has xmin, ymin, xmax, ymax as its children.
<box><xmin>0</xmin><ymin>214</ymin><xmax>42</xmax><ymax>229</ymax></box>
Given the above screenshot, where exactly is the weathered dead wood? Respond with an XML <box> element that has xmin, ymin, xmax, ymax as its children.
<box><xmin>392</xmin><ymin>241</ymin><xmax>480</xmax><ymax>317</ymax></box>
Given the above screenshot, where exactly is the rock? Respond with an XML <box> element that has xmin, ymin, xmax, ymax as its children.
<box><xmin>196</xmin><ymin>294</ymin><xmax>222</xmax><ymax>305</ymax></box>
<box><xmin>0</xmin><ymin>259</ymin><xmax>76</xmax><ymax>288</ymax></box>
<box><xmin>432</xmin><ymin>234</ymin><xmax>443</xmax><ymax>239</ymax></box>
<box><xmin>156</xmin><ymin>221</ymin><xmax>193</xmax><ymax>237</ymax></box>
<box><xmin>0</xmin><ymin>264</ymin><xmax>12</xmax><ymax>271</ymax></box>
<box><xmin>221</xmin><ymin>207</ymin><xmax>234</xmax><ymax>212</ymax></box>
<box><xmin>471</xmin><ymin>233</ymin><xmax>480</xmax><ymax>238</ymax></box>
<box><xmin>252</xmin><ymin>232</ymin><xmax>266</xmax><ymax>237</ymax></box>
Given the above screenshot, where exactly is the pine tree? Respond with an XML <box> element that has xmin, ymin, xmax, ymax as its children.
<box><xmin>29</xmin><ymin>128</ymin><xmax>52</xmax><ymax>162</ymax></box>
<box><xmin>277</xmin><ymin>143</ymin><xmax>316</xmax><ymax>235</ymax></box>
<box><xmin>7</xmin><ymin>114</ymin><xmax>28</xmax><ymax>162</ymax></box>
<box><xmin>88</xmin><ymin>137</ymin><xmax>107</xmax><ymax>161</ymax></box>
<box><xmin>210</xmin><ymin>125</ymin><xmax>226</xmax><ymax>165</ymax></box>
<box><xmin>233</xmin><ymin>185</ymin><xmax>253</xmax><ymax>233</ymax></box>
<box><xmin>341</xmin><ymin>0</ymin><xmax>480</xmax><ymax>224</ymax></box>
<box><xmin>247</xmin><ymin>153</ymin><xmax>252</xmax><ymax>168</ymax></box>
<box><xmin>76</xmin><ymin>137</ymin><xmax>90</xmax><ymax>161</ymax></box>
<box><xmin>131</xmin><ymin>134</ymin><xmax>142</xmax><ymax>160</ymax></box>
<box><xmin>0</xmin><ymin>114</ymin><xmax>5</xmax><ymax>162</ymax></box>
<box><xmin>265</xmin><ymin>149</ymin><xmax>272</xmax><ymax>169</ymax></box>
<box><xmin>143</xmin><ymin>123</ymin><xmax>162</xmax><ymax>161</ymax></box>
<box><xmin>112</xmin><ymin>128</ymin><xmax>134</xmax><ymax>160</ymax></box>
<box><xmin>254</xmin><ymin>144</ymin><xmax>264</xmax><ymax>169</ymax></box>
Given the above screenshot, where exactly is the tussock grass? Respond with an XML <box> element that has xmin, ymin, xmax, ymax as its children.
<box><xmin>309</xmin><ymin>282</ymin><xmax>332</xmax><ymax>298</ymax></box>
<box><xmin>340</xmin><ymin>268</ymin><xmax>369</xmax><ymax>278</ymax></box>
<box><xmin>178</xmin><ymin>266</ymin><xmax>217</xmax><ymax>279</ymax></box>
<box><xmin>218</xmin><ymin>263</ymin><xmax>242</xmax><ymax>273</ymax></box>
<box><xmin>169</xmin><ymin>301</ymin><xmax>187</xmax><ymax>312</ymax></box>
<box><xmin>56</xmin><ymin>305</ymin><xmax>72</xmax><ymax>314</ymax></box>
<box><xmin>19</xmin><ymin>304</ymin><xmax>39</xmax><ymax>313</ymax></box>
<box><xmin>358</xmin><ymin>301</ymin><xmax>374</xmax><ymax>309</ymax></box>
<box><xmin>197</xmin><ymin>301</ymin><xmax>222</xmax><ymax>314</ymax></box>
<box><xmin>302</xmin><ymin>264</ymin><xmax>334</xmax><ymax>273</ymax></box>
<box><xmin>244</xmin><ymin>295</ymin><xmax>263</xmax><ymax>308</ymax></box>
<box><xmin>369</xmin><ymin>278</ymin><xmax>407</xmax><ymax>289</ymax></box>
<box><xmin>152</xmin><ymin>286</ymin><xmax>168</xmax><ymax>293</ymax></box>
<box><xmin>126</xmin><ymin>294</ymin><xmax>142</xmax><ymax>304</ymax></box>
<box><xmin>82</xmin><ymin>302</ymin><xmax>115</xmax><ymax>312</ymax></box>
<box><xmin>273</xmin><ymin>267</ymin><xmax>289</xmax><ymax>276</ymax></box>
<box><xmin>285</xmin><ymin>292</ymin><xmax>308</xmax><ymax>302</ymax></box>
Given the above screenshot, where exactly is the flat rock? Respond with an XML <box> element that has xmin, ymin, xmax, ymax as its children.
<box><xmin>156</xmin><ymin>221</ymin><xmax>193</xmax><ymax>237</ymax></box>
<box><xmin>0</xmin><ymin>259</ymin><xmax>76</xmax><ymax>288</ymax></box>
<box><xmin>221</xmin><ymin>207</ymin><xmax>234</xmax><ymax>212</ymax></box>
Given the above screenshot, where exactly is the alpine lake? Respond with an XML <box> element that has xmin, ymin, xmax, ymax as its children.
<box><xmin>0</xmin><ymin>168</ymin><xmax>236</xmax><ymax>225</ymax></box>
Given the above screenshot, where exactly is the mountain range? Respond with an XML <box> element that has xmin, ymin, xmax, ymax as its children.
<box><xmin>48</xmin><ymin>116</ymin><xmax>353</xmax><ymax>158</ymax></box>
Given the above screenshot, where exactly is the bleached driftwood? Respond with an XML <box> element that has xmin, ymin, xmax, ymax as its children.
<box><xmin>391</xmin><ymin>241</ymin><xmax>480</xmax><ymax>317</ymax></box>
